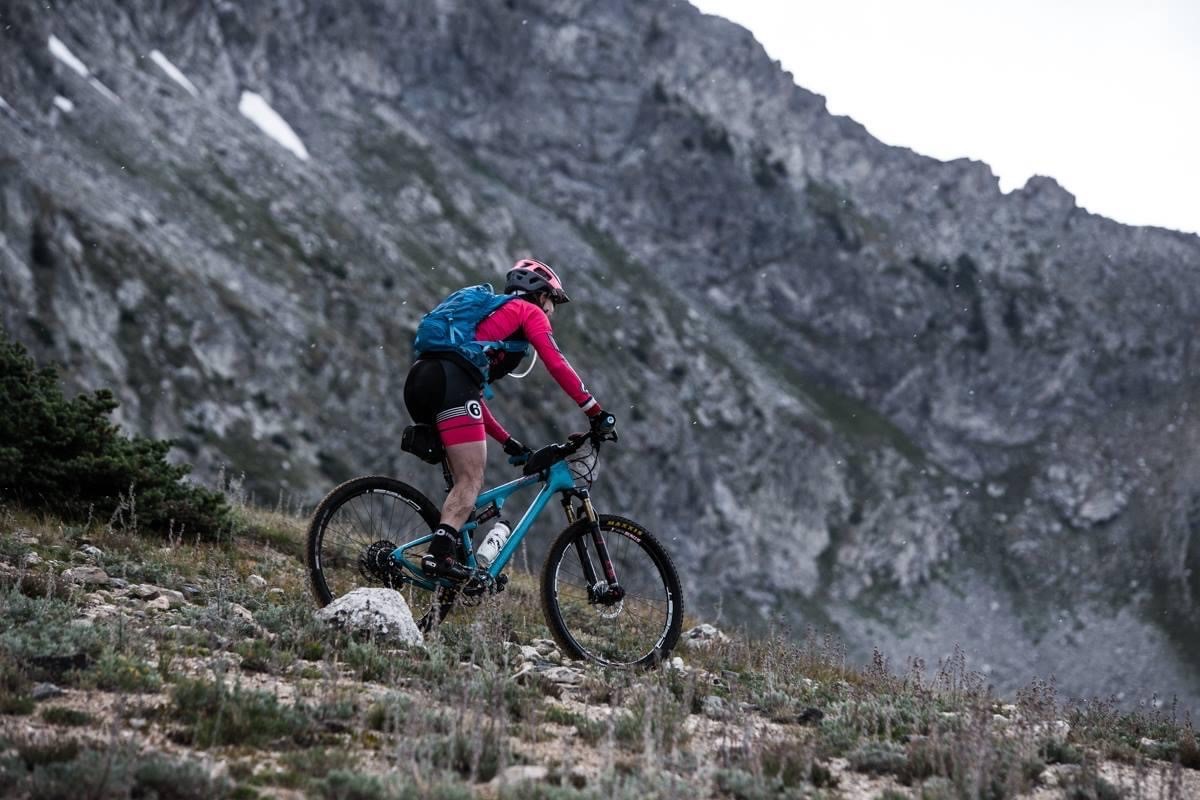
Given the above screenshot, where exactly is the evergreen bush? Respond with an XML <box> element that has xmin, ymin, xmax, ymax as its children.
<box><xmin>0</xmin><ymin>328</ymin><xmax>233</xmax><ymax>538</ymax></box>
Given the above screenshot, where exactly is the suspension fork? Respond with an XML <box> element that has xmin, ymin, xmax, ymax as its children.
<box><xmin>560</xmin><ymin>491</ymin><xmax>622</xmax><ymax>603</ymax></box>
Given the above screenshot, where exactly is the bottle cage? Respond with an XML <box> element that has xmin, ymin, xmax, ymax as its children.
<box><xmin>509</xmin><ymin>349</ymin><xmax>538</xmax><ymax>379</ymax></box>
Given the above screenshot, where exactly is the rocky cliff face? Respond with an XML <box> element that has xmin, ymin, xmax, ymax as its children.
<box><xmin>2</xmin><ymin>0</ymin><xmax>1198</xmax><ymax>709</ymax></box>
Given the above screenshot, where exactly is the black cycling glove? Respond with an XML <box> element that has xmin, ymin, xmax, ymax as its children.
<box><xmin>503</xmin><ymin>436</ymin><xmax>533</xmax><ymax>466</ymax></box>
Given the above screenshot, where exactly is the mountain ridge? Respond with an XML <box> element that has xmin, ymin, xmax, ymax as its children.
<box><xmin>1</xmin><ymin>0</ymin><xmax>1198</xmax><ymax>710</ymax></box>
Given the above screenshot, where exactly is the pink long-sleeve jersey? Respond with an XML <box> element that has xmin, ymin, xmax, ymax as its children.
<box><xmin>474</xmin><ymin>299</ymin><xmax>599</xmax><ymax>442</ymax></box>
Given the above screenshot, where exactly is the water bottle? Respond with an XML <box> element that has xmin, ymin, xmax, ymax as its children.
<box><xmin>474</xmin><ymin>520</ymin><xmax>511</xmax><ymax>568</ymax></box>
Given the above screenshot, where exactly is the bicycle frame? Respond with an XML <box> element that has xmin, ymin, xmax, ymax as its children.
<box><xmin>388</xmin><ymin>458</ymin><xmax>578</xmax><ymax>592</ymax></box>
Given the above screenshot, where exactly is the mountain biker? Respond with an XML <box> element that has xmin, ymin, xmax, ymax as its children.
<box><xmin>403</xmin><ymin>259</ymin><xmax>617</xmax><ymax>581</ymax></box>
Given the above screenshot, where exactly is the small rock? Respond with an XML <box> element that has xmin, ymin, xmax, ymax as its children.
<box><xmin>566</xmin><ymin>766</ymin><xmax>588</xmax><ymax>789</ymax></box>
<box><xmin>314</xmin><ymin>588</ymin><xmax>424</xmax><ymax>646</ymax></box>
<box><xmin>247</xmin><ymin>574</ymin><xmax>267</xmax><ymax>589</ymax></box>
<box><xmin>79</xmin><ymin>544</ymin><xmax>103</xmax><ymax>560</ymax></box>
<box><xmin>683</xmin><ymin>623</ymin><xmax>729</xmax><ymax>649</ymax></box>
<box><xmin>701</xmin><ymin>695</ymin><xmax>729</xmax><ymax>720</ymax></box>
<box><xmin>519</xmin><ymin>645</ymin><xmax>542</xmax><ymax>663</ymax></box>
<box><xmin>157</xmin><ymin>588</ymin><xmax>186</xmax><ymax>608</ymax></box>
<box><xmin>21</xmin><ymin>552</ymin><xmax>43</xmax><ymax>567</ymax></box>
<box><xmin>61</xmin><ymin>566</ymin><xmax>110</xmax><ymax>586</ymax></box>
<box><xmin>532</xmin><ymin>639</ymin><xmax>559</xmax><ymax>657</ymax></box>
<box><xmin>82</xmin><ymin>592</ymin><xmax>106</xmax><ymax>606</ymax></box>
<box><xmin>181</xmin><ymin>584</ymin><xmax>202</xmax><ymax>599</ymax></box>
<box><xmin>31</xmin><ymin>683</ymin><xmax>63</xmax><ymax>701</ymax></box>
<box><xmin>668</xmin><ymin>656</ymin><xmax>686</xmax><ymax>671</ymax></box>
<box><xmin>267</xmin><ymin>588</ymin><xmax>285</xmax><ymax>598</ymax></box>
<box><xmin>128</xmin><ymin>717</ymin><xmax>147</xmax><ymax>730</ymax></box>
<box><xmin>796</xmin><ymin>707</ymin><xmax>824</xmax><ymax>725</ymax></box>
<box><xmin>108</xmin><ymin>577</ymin><xmax>128</xmax><ymax>589</ymax></box>
<box><xmin>147</xmin><ymin>596</ymin><xmax>171</xmax><ymax>612</ymax></box>
<box><xmin>228</xmin><ymin>603</ymin><xmax>256</xmax><ymax>622</ymax></box>
<box><xmin>1033</xmin><ymin>719</ymin><xmax>1072</xmax><ymax>740</ymax></box>
<box><xmin>16</xmin><ymin>531</ymin><xmax>39</xmax><ymax>545</ymax></box>
<box><xmin>128</xmin><ymin>584</ymin><xmax>160</xmax><ymax>600</ymax></box>
<box><xmin>490</xmin><ymin>765</ymin><xmax>550</xmax><ymax>786</ymax></box>
<box><xmin>540</xmin><ymin>666</ymin><xmax>585</xmax><ymax>686</ymax></box>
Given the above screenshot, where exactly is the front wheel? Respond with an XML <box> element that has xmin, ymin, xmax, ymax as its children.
<box><xmin>540</xmin><ymin>515</ymin><xmax>683</xmax><ymax>668</ymax></box>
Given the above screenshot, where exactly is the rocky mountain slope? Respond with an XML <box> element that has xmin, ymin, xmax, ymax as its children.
<box><xmin>1</xmin><ymin>0</ymin><xmax>1198</xmax><ymax>709</ymax></box>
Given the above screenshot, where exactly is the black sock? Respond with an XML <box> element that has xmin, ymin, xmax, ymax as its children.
<box><xmin>428</xmin><ymin>524</ymin><xmax>459</xmax><ymax>559</ymax></box>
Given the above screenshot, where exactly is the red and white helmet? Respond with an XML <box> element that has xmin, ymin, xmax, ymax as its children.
<box><xmin>505</xmin><ymin>259</ymin><xmax>570</xmax><ymax>304</ymax></box>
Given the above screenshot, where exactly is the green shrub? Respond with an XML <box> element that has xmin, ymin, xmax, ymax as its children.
<box><xmin>426</xmin><ymin>728</ymin><xmax>504</xmax><ymax>782</ymax></box>
<box><xmin>367</xmin><ymin>693</ymin><xmax>412</xmax><ymax>732</ymax></box>
<box><xmin>133</xmin><ymin>752</ymin><xmax>236</xmax><ymax>799</ymax></box>
<box><xmin>848</xmin><ymin>740</ymin><xmax>907</xmax><ymax>775</ymax></box>
<box><xmin>7</xmin><ymin>743</ymin><xmax>234</xmax><ymax>800</ymax></box>
<box><xmin>234</xmin><ymin>637</ymin><xmax>292</xmax><ymax>674</ymax></box>
<box><xmin>1180</xmin><ymin>732</ymin><xmax>1200</xmax><ymax>769</ymax></box>
<box><xmin>28</xmin><ymin>748</ymin><xmax>135</xmax><ymax>800</ymax></box>
<box><xmin>87</xmin><ymin>649</ymin><xmax>162</xmax><ymax>693</ymax></box>
<box><xmin>314</xmin><ymin>768</ymin><xmax>393</xmax><ymax>800</ymax></box>
<box><xmin>343</xmin><ymin>639</ymin><xmax>394</xmax><ymax>683</ymax></box>
<box><xmin>40</xmin><ymin>706</ymin><xmax>94</xmax><ymax>727</ymax></box>
<box><xmin>1062</xmin><ymin>768</ymin><xmax>1123</xmax><ymax>800</ymax></box>
<box><xmin>498</xmin><ymin>784</ymin><xmax>593</xmax><ymax>800</ymax></box>
<box><xmin>170</xmin><ymin>677</ymin><xmax>313</xmax><ymax>748</ymax></box>
<box><xmin>0</xmin><ymin>652</ymin><xmax>33</xmax><ymax>714</ymax></box>
<box><xmin>0</xmin><ymin>328</ymin><xmax>234</xmax><ymax>538</ymax></box>
<box><xmin>0</xmin><ymin>591</ymin><xmax>103</xmax><ymax>683</ymax></box>
<box><xmin>1040</xmin><ymin>737</ymin><xmax>1083</xmax><ymax>765</ymax></box>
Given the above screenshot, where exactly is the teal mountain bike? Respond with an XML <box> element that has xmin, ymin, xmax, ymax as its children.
<box><xmin>306</xmin><ymin>429</ymin><xmax>684</xmax><ymax>667</ymax></box>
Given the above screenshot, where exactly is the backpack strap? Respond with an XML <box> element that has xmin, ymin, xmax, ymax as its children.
<box><xmin>474</xmin><ymin>340</ymin><xmax>530</xmax><ymax>354</ymax></box>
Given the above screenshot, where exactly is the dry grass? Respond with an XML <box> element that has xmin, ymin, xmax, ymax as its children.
<box><xmin>1</xmin><ymin>499</ymin><xmax>1198</xmax><ymax>798</ymax></box>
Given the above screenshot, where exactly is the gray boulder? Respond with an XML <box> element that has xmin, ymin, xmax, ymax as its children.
<box><xmin>315</xmin><ymin>589</ymin><xmax>424</xmax><ymax>646</ymax></box>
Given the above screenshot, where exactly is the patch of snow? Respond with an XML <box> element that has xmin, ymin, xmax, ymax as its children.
<box><xmin>53</xmin><ymin>95</ymin><xmax>75</xmax><ymax>113</ymax></box>
<box><xmin>48</xmin><ymin>34</ymin><xmax>90</xmax><ymax>77</ymax></box>
<box><xmin>88</xmin><ymin>78</ymin><xmax>120</xmax><ymax>103</ymax></box>
<box><xmin>149</xmin><ymin>50</ymin><xmax>199</xmax><ymax>97</ymax></box>
<box><xmin>238</xmin><ymin>91</ymin><xmax>310</xmax><ymax>161</ymax></box>
<box><xmin>49</xmin><ymin>34</ymin><xmax>120</xmax><ymax>102</ymax></box>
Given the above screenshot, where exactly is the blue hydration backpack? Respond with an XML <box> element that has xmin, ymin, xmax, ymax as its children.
<box><xmin>413</xmin><ymin>284</ymin><xmax>529</xmax><ymax>381</ymax></box>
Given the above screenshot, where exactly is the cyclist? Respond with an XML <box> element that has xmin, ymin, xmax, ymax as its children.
<box><xmin>403</xmin><ymin>259</ymin><xmax>616</xmax><ymax>581</ymax></box>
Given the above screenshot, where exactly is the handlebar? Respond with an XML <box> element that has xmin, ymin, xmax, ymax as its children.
<box><xmin>521</xmin><ymin>430</ymin><xmax>614</xmax><ymax>477</ymax></box>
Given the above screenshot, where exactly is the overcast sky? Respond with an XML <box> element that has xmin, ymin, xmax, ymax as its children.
<box><xmin>691</xmin><ymin>0</ymin><xmax>1200</xmax><ymax>236</ymax></box>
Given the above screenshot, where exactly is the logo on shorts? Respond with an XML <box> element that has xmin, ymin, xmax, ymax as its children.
<box><xmin>465</xmin><ymin>400</ymin><xmax>483</xmax><ymax>419</ymax></box>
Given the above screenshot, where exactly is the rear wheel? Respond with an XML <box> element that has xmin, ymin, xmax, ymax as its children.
<box><xmin>306</xmin><ymin>476</ymin><xmax>447</xmax><ymax>625</ymax></box>
<box><xmin>540</xmin><ymin>515</ymin><xmax>683</xmax><ymax>668</ymax></box>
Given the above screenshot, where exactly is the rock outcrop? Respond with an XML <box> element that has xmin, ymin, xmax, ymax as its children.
<box><xmin>1</xmin><ymin>0</ymin><xmax>1198</xmax><ymax>708</ymax></box>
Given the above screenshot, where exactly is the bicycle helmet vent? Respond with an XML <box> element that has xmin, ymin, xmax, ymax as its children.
<box><xmin>505</xmin><ymin>259</ymin><xmax>570</xmax><ymax>304</ymax></box>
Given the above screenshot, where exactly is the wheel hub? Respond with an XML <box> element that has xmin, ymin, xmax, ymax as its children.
<box><xmin>359</xmin><ymin>540</ymin><xmax>402</xmax><ymax>586</ymax></box>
